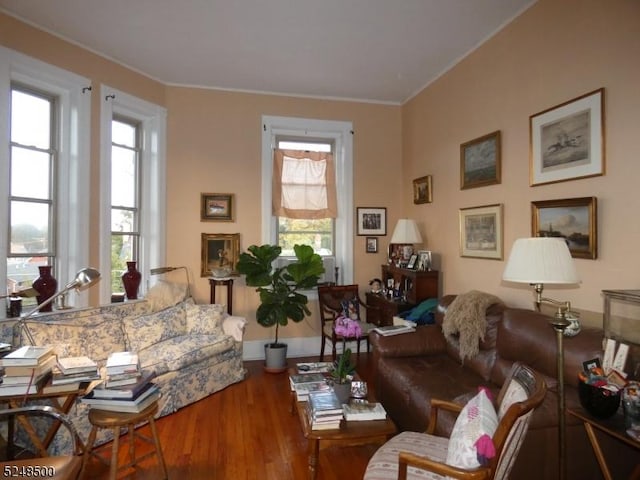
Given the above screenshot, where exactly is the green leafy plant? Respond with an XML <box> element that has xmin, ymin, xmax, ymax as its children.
<box><xmin>236</xmin><ymin>244</ymin><xmax>324</xmax><ymax>345</ymax></box>
<box><xmin>331</xmin><ymin>348</ymin><xmax>356</xmax><ymax>384</ymax></box>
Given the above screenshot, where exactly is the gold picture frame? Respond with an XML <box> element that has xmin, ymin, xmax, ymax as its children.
<box><xmin>459</xmin><ymin>204</ymin><xmax>503</xmax><ymax>260</ymax></box>
<box><xmin>413</xmin><ymin>175</ymin><xmax>433</xmax><ymax>204</ymax></box>
<box><xmin>201</xmin><ymin>233</ymin><xmax>240</xmax><ymax>277</ymax></box>
<box><xmin>460</xmin><ymin>131</ymin><xmax>501</xmax><ymax>190</ymax></box>
<box><xmin>531</xmin><ymin>197</ymin><xmax>597</xmax><ymax>259</ymax></box>
<box><xmin>201</xmin><ymin>193</ymin><xmax>234</xmax><ymax>221</ymax></box>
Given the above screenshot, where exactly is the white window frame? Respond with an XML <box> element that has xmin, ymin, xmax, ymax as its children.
<box><xmin>262</xmin><ymin>115</ymin><xmax>354</xmax><ymax>287</ymax></box>
<box><xmin>99</xmin><ymin>86</ymin><xmax>167</xmax><ymax>303</ymax></box>
<box><xmin>0</xmin><ymin>47</ymin><xmax>91</xmax><ymax>314</ymax></box>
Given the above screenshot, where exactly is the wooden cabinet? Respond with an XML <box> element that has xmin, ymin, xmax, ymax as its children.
<box><xmin>365</xmin><ymin>265</ymin><xmax>439</xmax><ymax>327</ymax></box>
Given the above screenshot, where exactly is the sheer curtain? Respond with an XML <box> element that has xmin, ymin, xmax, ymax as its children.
<box><xmin>272</xmin><ymin>149</ymin><xmax>337</xmax><ymax>219</ymax></box>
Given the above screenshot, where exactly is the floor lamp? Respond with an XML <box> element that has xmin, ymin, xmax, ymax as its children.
<box><xmin>502</xmin><ymin>237</ymin><xmax>580</xmax><ymax>480</ymax></box>
<box><xmin>14</xmin><ymin>267</ymin><xmax>101</xmax><ymax>346</ymax></box>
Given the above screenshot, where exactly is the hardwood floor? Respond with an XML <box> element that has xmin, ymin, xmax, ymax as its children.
<box><xmin>82</xmin><ymin>353</ymin><xmax>381</xmax><ymax>479</ymax></box>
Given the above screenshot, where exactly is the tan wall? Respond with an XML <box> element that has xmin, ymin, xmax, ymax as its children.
<box><xmin>402</xmin><ymin>0</ymin><xmax>640</xmax><ymax>327</ymax></box>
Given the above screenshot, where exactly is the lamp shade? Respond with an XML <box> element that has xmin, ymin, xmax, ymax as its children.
<box><xmin>390</xmin><ymin>219</ymin><xmax>422</xmax><ymax>244</ymax></box>
<box><xmin>502</xmin><ymin>237</ymin><xmax>580</xmax><ymax>285</ymax></box>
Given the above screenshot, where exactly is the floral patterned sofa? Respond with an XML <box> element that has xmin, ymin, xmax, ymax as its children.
<box><xmin>0</xmin><ymin>281</ymin><xmax>247</xmax><ymax>454</ymax></box>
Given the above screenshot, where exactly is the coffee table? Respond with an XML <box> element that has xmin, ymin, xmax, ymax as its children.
<box><xmin>294</xmin><ymin>385</ymin><xmax>397</xmax><ymax>479</ymax></box>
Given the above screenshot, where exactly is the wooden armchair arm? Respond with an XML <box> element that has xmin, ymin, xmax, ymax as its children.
<box><xmin>398</xmin><ymin>452</ymin><xmax>491</xmax><ymax>480</ymax></box>
<box><xmin>427</xmin><ymin>398</ymin><xmax>463</xmax><ymax>434</ymax></box>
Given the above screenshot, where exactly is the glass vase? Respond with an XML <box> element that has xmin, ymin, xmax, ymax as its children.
<box><xmin>121</xmin><ymin>261</ymin><xmax>142</xmax><ymax>300</ymax></box>
<box><xmin>32</xmin><ymin>265</ymin><xmax>58</xmax><ymax>312</ymax></box>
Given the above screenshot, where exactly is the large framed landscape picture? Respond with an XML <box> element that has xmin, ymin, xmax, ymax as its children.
<box><xmin>531</xmin><ymin>197</ymin><xmax>597</xmax><ymax>259</ymax></box>
<box><xmin>460</xmin><ymin>131</ymin><xmax>501</xmax><ymax>190</ymax></box>
<box><xmin>530</xmin><ymin>88</ymin><xmax>604</xmax><ymax>186</ymax></box>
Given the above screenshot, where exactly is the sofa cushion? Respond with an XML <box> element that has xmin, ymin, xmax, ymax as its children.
<box><xmin>145</xmin><ymin>280</ymin><xmax>188</xmax><ymax>311</ymax></box>
<box><xmin>123</xmin><ymin>303</ymin><xmax>187</xmax><ymax>352</ymax></box>
<box><xmin>186</xmin><ymin>303</ymin><xmax>226</xmax><ymax>336</ymax></box>
<box><xmin>138</xmin><ymin>334</ymin><xmax>235</xmax><ymax>374</ymax></box>
<box><xmin>446</xmin><ymin>388</ymin><xmax>498</xmax><ymax>469</ymax></box>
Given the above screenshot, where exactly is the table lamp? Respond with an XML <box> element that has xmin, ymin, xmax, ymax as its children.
<box><xmin>15</xmin><ymin>267</ymin><xmax>101</xmax><ymax>346</ymax></box>
<box><xmin>502</xmin><ymin>237</ymin><xmax>580</xmax><ymax>480</ymax></box>
<box><xmin>389</xmin><ymin>219</ymin><xmax>422</xmax><ymax>266</ymax></box>
<box><xmin>150</xmin><ymin>266</ymin><xmax>191</xmax><ymax>298</ymax></box>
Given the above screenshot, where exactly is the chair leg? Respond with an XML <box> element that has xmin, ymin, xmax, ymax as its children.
<box><xmin>332</xmin><ymin>339</ymin><xmax>337</xmax><ymax>361</ymax></box>
<box><xmin>149</xmin><ymin>416</ymin><xmax>169</xmax><ymax>479</ymax></box>
<box><xmin>320</xmin><ymin>336</ymin><xmax>325</xmax><ymax>362</ymax></box>
<box><xmin>356</xmin><ymin>339</ymin><xmax>361</xmax><ymax>357</ymax></box>
<box><xmin>109</xmin><ymin>426</ymin><xmax>121</xmax><ymax>480</ymax></box>
<box><xmin>367</xmin><ymin>337</ymin><xmax>370</xmax><ymax>353</ymax></box>
<box><xmin>80</xmin><ymin>425</ymin><xmax>98</xmax><ymax>479</ymax></box>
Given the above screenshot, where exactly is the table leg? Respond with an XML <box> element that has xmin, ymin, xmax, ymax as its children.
<box><xmin>307</xmin><ymin>438</ymin><xmax>319</xmax><ymax>480</ymax></box>
<box><xmin>583</xmin><ymin>422</ymin><xmax>612</xmax><ymax>480</ymax></box>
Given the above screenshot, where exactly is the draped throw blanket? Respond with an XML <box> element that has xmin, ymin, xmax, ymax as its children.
<box><xmin>442</xmin><ymin>290</ymin><xmax>502</xmax><ymax>363</ymax></box>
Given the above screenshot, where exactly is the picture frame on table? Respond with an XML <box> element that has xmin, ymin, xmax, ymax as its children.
<box><xmin>460</xmin><ymin>131</ymin><xmax>501</xmax><ymax>190</ymax></box>
<box><xmin>356</xmin><ymin>207</ymin><xmax>386</xmax><ymax>236</ymax></box>
<box><xmin>201</xmin><ymin>233</ymin><xmax>240</xmax><ymax>277</ymax></box>
<box><xmin>529</xmin><ymin>88</ymin><xmax>605</xmax><ymax>186</ymax></box>
<box><xmin>201</xmin><ymin>193</ymin><xmax>234</xmax><ymax>221</ymax></box>
<box><xmin>407</xmin><ymin>254</ymin><xmax>418</xmax><ymax>269</ymax></box>
<box><xmin>531</xmin><ymin>197</ymin><xmax>597</xmax><ymax>259</ymax></box>
<box><xmin>416</xmin><ymin>250</ymin><xmax>432</xmax><ymax>271</ymax></box>
<box><xmin>459</xmin><ymin>204</ymin><xmax>503</xmax><ymax>260</ymax></box>
<box><xmin>413</xmin><ymin>175</ymin><xmax>433</xmax><ymax>204</ymax></box>
<box><xmin>365</xmin><ymin>237</ymin><xmax>378</xmax><ymax>254</ymax></box>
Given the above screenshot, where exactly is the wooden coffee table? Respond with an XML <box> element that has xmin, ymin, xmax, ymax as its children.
<box><xmin>294</xmin><ymin>389</ymin><xmax>396</xmax><ymax>479</ymax></box>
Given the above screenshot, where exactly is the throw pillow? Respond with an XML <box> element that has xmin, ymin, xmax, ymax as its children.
<box><xmin>145</xmin><ymin>280</ymin><xmax>188</xmax><ymax>312</ymax></box>
<box><xmin>341</xmin><ymin>298</ymin><xmax>360</xmax><ymax>321</ymax></box>
<box><xmin>446</xmin><ymin>387</ymin><xmax>498</xmax><ymax>469</ymax></box>
<box><xmin>186</xmin><ymin>303</ymin><xmax>226</xmax><ymax>336</ymax></box>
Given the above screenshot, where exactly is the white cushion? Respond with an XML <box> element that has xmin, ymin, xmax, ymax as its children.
<box><xmin>446</xmin><ymin>388</ymin><xmax>498</xmax><ymax>469</ymax></box>
<box><xmin>145</xmin><ymin>280</ymin><xmax>188</xmax><ymax>311</ymax></box>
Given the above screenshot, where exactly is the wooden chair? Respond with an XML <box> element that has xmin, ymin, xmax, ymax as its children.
<box><xmin>0</xmin><ymin>405</ymin><xmax>83</xmax><ymax>480</ymax></box>
<box><xmin>364</xmin><ymin>363</ymin><xmax>547</xmax><ymax>480</ymax></box>
<box><xmin>317</xmin><ymin>284</ymin><xmax>376</xmax><ymax>361</ymax></box>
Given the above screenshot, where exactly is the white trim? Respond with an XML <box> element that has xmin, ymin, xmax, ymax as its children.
<box><xmin>242</xmin><ymin>336</ymin><xmax>346</xmax><ymax>361</ymax></box>
<box><xmin>261</xmin><ymin>115</ymin><xmax>354</xmax><ymax>287</ymax></box>
<box><xmin>99</xmin><ymin>86</ymin><xmax>167</xmax><ymax>303</ymax></box>
<box><xmin>0</xmin><ymin>47</ymin><xmax>91</xmax><ymax>311</ymax></box>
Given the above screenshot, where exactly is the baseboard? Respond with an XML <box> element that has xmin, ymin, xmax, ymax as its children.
<box><xmin>242</xmin><ymin>336</ymin><xmax>346</xmax><ymax>361</ymax></box>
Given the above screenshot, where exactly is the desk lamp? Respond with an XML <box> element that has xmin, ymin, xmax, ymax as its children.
<box><xmin>389</xmin><ymin>219</ymin><xmax>422</xmax><ymax>266</ymax></box>
<box><xmin>502</xmin><ymin>237</ymin><xmax>580</xmax><ymax>480</ymax></box>
<box><xmin>15</xmin><ymin>268</ymin><xmax>101</xmax><ymax>346</ymax></box>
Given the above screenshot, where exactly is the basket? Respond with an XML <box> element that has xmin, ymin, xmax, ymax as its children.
<box><xmin>578</xmin><ymin>381</ymin><xmax>621</xmax><ymax>419</ymax></box>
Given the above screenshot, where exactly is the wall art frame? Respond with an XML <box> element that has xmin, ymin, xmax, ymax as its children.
<box><xmin>460</xmin><ymin>130</ymin><xmax>501</xmax><ymax>190</ymax></box>
<box><xmin>530</xmin><ymin>88</ymin><xmax>605</xmax><ymax>186</ymax></box>
<box><xmin>531</xmin><ymin>196</ymin><xmax>597</xmax><ymax>259</ymax></box>
<box><xmin>459</xmin><ymin>204</ymin><xmax>503</xmax><ymax>260</ymax></box>
<box><xmin>201</xmin><ymin>233</ymin><xmax>240</xmax><ymax>277</ymax></box>
<box><xmin>413</xmin><ymin>175</ymin><xmax>433</xmax><ymax>204</ymax></box>
<box><xmin>201</xmin><ymin>193</ymin><xmax>234</xmax><ymax>221</ymax></box>
<box><xmin>356</xmin><ymin>207</ymin><xmax>386</xmax><ymax>236</ymax></box>
<box><xmin>365</xmin><ymin>237</ymin><xmax>378</xmax><ymax>253</ymax></box>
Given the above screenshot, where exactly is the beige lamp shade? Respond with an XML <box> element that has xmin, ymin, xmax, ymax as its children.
<box><xmin>390</xmin><ymin>219</ymin><xmax>422</xmax><ymax>244</ymax></box>
<box><xmin>502</xmin><ymin>237</ymin><xmax>580</xmax><ymax>285</ymax></box>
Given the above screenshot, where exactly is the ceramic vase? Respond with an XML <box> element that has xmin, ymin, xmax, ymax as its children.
<box><xmin>32</xmin><ymin>265</ymin><xmax>57</xmax><ymax>312</ymax></box>
<box><xmin>121</xmin><ymin>261</ymin><xmax>142</xmax><ymax>300</ymax></box>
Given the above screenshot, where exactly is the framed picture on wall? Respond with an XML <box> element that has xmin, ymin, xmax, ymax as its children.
<box><xmin>356</xmin><ymin>207</ymin><xmax>387</xmax><ymax>236</ymax></box>
<box><xmin>529</xmin><ymin>88</ymin><xmax>605</xmax><ymax>186</ymax></box>
<box><xmin>459</xmin><ymin>204</ymin><xmax>503</xmax><ymax>260</ymax></box>
<box><xmin>201</xmin><ymin>193</ymin><xmax>234</xmax><ymax>221</ymax></box>
<box><xmin>460</xmin><ymin>131</ymin><xmax>501</xmax><ymax>190</ymax></box>
<box><xmin>365</xmin><ymin>237</ymin><xmax>378</xmax><ymax>253</ymax></box>
<box><xmin>413</xmin><ymin>175</ymin><xmax>433</xmax><ymax>204</ymax></box>
<box><xmin>201</xmin><ymin>233</ymin><xmax>240</xmax><ymax>276</ymax></box>
<box><xmin>531</xmin><ymin>197</ymin><xmax>597</xmax><ymax>259</ymax></box>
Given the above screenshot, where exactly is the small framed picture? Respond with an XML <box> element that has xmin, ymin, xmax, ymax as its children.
<box><xmin>416</xmin><ymin>250</ymin><xmax>432</xmax><ymax>271</ymax></box>
<box><xmin>413</xmin><ymin>175</ymin><xmax>433</xmax><ymax>204</ymax></box>
<box><xmin>582</xmin><ymin>357</ymin><xmax>602</xmax><ymax>373</ymax></box>
<box><xmin>356</xmin><ymin>207</ymin><xmax>387</xmax><ymax>236</ymax></box>
<box><xmin>460</xmin><ymin>131</ymin><xmax>501</xmax><ymax>190</ymax></box>
<box><xmin>459</xmin><ymin>204</ymin><xmax>503</xmax><ymax>260</ymax></box>
<box><xmin>201</xmin><ymin>193</ymin><xmax>234</xmax><ymax>221</ymax></box>
<box><xmin>365</xmin><ymin>237</ymin><xmax>378</xmax><ymax>253</ymax></box>
<box><xmin>407</xmin><ymin>254</ymin><xmax>418</xmax><ymax>269</ymax></box>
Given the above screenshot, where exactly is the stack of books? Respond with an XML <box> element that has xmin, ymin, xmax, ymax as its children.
<box><xmin>296</xmin><ymin>362</ymin><xmax>334</xmax><ymax>374</ymax></box>
<box><xmin>0</xmin><ymin>346</ymin><xmax>56</xmax><ymax>396</ymax></box>
<box><xmin>104</xmin><ymin>351</ymin><xmax>141</xmax><ymax>387</ymax></box>
<box><xmin>43</xmin><ymin>356</ymin><xmax>101</xmax><ymax>394</ymax></box>
<box><xmin>372</xmin><ymin>324</ymin><xmax>415</xmax><ymax>336</ymax></box>
<box><xmin>306</xmin><ymin>390</ymin><xmax>343</xmax><ymax>430</ymax></box>
<box><xmin>81</xmin><ymin>369</ymin><xmax>159</xmax><ymax>413</ymax></box>
<box><xmin>342</xmin><ymin>401</ymin><xmax>388</xmax><ymax>421</ymax></box>
<box><xmin>289</xmin><ymin>372</ymin><xmax>331</xmax><ymax>401</ymax></box>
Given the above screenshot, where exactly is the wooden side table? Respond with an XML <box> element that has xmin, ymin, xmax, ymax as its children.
<box><xmin>209</xmin><ymin>277</ymin><xmax>233</xmax><ymax>314</ymax></box>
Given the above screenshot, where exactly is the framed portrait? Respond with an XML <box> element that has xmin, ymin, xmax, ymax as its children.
<box><xmin>459</xmin><ymin>204</ymin><xmax>503</xmax><ymax>260</ymax></box>
<box><xmin>356</xmin><ymin>207</ymin><xmax>387</xmax><ymax>236</ymax></box>
<box><xmin>365</xmin><ymin>237</ymin><xmax>378</xmax><ymax>253</ymax></box>
<box><xmin>460</xmin><ymin>131</ymin><xmax>501</xmax><ymax>190</ymax></box>
<box><xmin>530</xmin><ymin>88</ymin><xmax>605</xmax><ymax>186</ymax></box>
<box><xmin>201</xmin><ymin>233</ymin><xmax>240</xmax><ymax>277</ymax></box>
<box><xmin>413</xmin><ymin>175</ymin><xmax>433</xmax><ymax>204</ymax></box>
<box><xmin>407</xmin><ymin>254</ymin><xmax>418</xmax><ymax>269</ymax></box>
<box><xmin>531</xmin><ymin>197</ymin><xmax>597</xmax><ymax>259</ymax></box>
<box><xmin>201</xmin><ymin>193</ymin><xmax>234</xmax><ymax>221</ymax></box>
<box><xmin>416</xmin><ymin>250</ymin><xmax>432</xmax><ymax>271</ymax></box>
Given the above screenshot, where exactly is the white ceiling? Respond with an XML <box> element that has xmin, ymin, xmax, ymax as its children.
<box><xmin>0</xmin><ymin>0</ymin><xmax>535</xmax><ymax>104</ymax></box>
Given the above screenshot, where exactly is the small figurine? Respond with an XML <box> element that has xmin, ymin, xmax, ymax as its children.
<box><xmin>369</xmin><ymin>278</ymin><xmax>382</xmax><ymax>294</ymax></box>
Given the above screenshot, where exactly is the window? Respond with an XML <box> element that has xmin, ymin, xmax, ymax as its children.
<box><xmin>99</xmin><ymin>86</ymin><xmax>166</xmax><ymax>303</ymax></box>
<box><xmin>0</xmin><ymin>47</ymin><xmax>91</xmax><ymax>314</ymax></box>
<box><xmin>262</xmin><ymin>116</ymin><xmax>353</xmax><ymax>286</ymax></box>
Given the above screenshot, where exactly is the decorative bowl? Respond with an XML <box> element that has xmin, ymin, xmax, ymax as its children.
<box><xmin>578</xmin><ymin>381</ymin><xmax>621</xmax><ymax>419</ymax></box>
<box><xmin>210</xmin><ymin>266</ymin><xmax>232</xmax><ymax>278</ymax></box>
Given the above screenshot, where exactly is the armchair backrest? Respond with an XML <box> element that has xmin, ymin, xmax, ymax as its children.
<box><xmin>317</xmin><ymin>284</ymin><xmax>363</xmax><ymax>326</ymax></box>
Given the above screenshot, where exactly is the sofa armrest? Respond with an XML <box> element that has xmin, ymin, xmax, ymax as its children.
<box><xmin>370</xmin><ymin>325</ymin><xmax>447</xmax><ymax>358</ymax></box>
<box><xmin>222</xmin><ymin>315</ymin><xmax>247</xmax><ymax>342</ymax></box>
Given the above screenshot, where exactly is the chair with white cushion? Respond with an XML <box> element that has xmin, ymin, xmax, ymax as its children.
<box><xmin>364</xmin><ymin>362</ymin><xmax>546</xmax><ymax>480</ymax></box>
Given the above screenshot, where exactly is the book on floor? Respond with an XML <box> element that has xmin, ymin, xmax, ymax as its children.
<box><xmin>0</xmin><ymin>346</ymin><xmax>55</xmax><ymax>367</ymax></box>
<box><xmin>342</xmin><ymin>402</ymin><xmax>387</xmax><ymax>421</ymax></box>
<box><xmin>372</xmin><ymin>325</ymin><xmax>416</xmax><ymax>336</ymax></box>
<box><xmin>92</xmin><ymin>370</ymin><xmax>156</xmax><ymax>399</ymax></box>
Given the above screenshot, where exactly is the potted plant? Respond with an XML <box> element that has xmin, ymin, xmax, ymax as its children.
<box><xmin>236</xmin><ymin>244</ymin><xmax>324</xmax><ymax>372</ymax></box>
<box><xmin>330</xmin><ymin>316</ymin><xmax>361</xmax><ymax>402</ymax></box>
